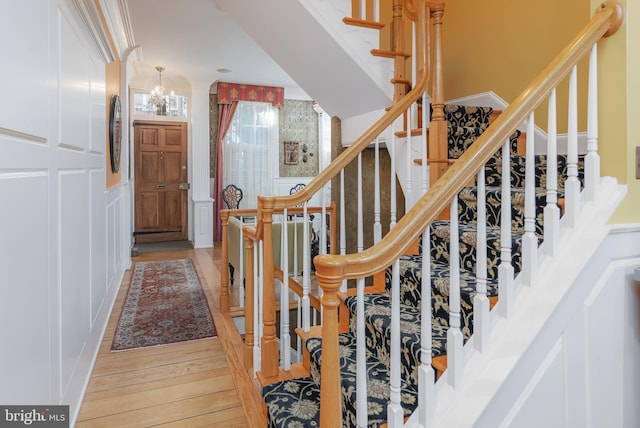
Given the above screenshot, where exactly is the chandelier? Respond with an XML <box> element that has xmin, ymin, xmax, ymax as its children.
<box><xmin>149</xmin><ymin>66</ymin><xmax>175</xmax><ymax>115</ymax></box>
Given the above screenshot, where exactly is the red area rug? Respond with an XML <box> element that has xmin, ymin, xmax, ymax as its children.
<box><xmin>111</xmin><ymin>259</ymin><xmax>217</xmax><ymax>351</ymax></box>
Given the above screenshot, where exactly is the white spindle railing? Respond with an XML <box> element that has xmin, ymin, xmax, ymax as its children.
<box><xmin>280</xmin><ymin>211</ymin><xmax>291</xmax><ymax>370</ymax></box>
<box><xmin>237</xmin><ymin>1</ymin><xmax>622</xmax><ymax>425</ymax></box>
<box><xmin>544</xmin><ymin>89</ymin><xmax>560</xmax><ymax>256</ymax></box>
<box><xmin>418</xmin><ymin>225</ymin><xmax>434</xmax><ymax>426</ymax></box>
<box><xmin>522</xmin><ymin>112</ymin><xmax>538</xmax><ymax>287</ymax></box>
<box><xmin>374</xmin><ymin>137</ymin><xmax>382</xmax><ymax>243</ymax></box>
<box><xmin>406</xmin><ymin>109</ymin><xmax>414</xmax><ymax>209</ymax></box>
<box><xmin>340</xmin><ymin>170</ymin><xmax>347</xmax><ymax>294</ymax></box>
<box><xmin>474</xmin><ymin>167</ymin><xmax>489</xmax><ymax>351</ymax></box>
<box><xmin>447</xmin><ymin>196</ymin><xmax>463</xmax><ymax>387</ymax></box>
<box><xmin>356</xmin><ymin>275</ymin><xmax>367</xmax><ymax>428</ymax></box>
<box><xmin>388</xmin><ymin>258</ymin><xmax>404</xmax><ymax>426</ymax></box>
<box><xmin>498</xmin><ymin>139</ymin><xmax>514</xmax><ymax>318</ymax></box>
<box><xmin>585</xmin><ymin>44</ymin><xmax>599</xmax><ymax>202</ymax></box>
<box><xmin>566</xmin><ymin>65</ymin><xmax>581</xmax><ymax>227</ymax></box>
<box><xmin>253</xmin><ymin>241</ymin><xmax>261</xmax><ymax>375</ymax></box>
<box><xmin>390</xmin><ymin>122</ymin><xmax>398</xmax><ymax>229</ymax></box>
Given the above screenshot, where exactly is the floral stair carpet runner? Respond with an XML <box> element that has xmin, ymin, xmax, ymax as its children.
<box><xmin>262</xmin><ymin>104</ymin><xmax>583</xmax><ymax>427</ymax></box>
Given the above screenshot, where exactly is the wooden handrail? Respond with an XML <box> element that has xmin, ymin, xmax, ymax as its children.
<box><xmin>313</xmin><ymin>1</ymin><xmax>623</xmax><ymax>281</ymax></box>
<box><xmin>255</xmin><ymin>7</ymin><xmax>429</xmax><ymax>218</ymax></box>
<box><xmin>220</xmin><ymin>205</ymin><xmax>336</xmax><ymax>313</ymax></box>
<box><xmin>316</xmin><ymin>1</ymin><xmax>431</xmax><ymax>425</ymax></box>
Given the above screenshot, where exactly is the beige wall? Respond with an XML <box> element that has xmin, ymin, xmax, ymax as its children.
<box><xmin>442</xmin><ymin>0</ymin><xmax>637</xmax><ymax>222</ymax></box>
<box><xmin>594</xmin><ymin>0</ymin><xmax>640</xmax><ymax>223</ymax></box>
<box><xmin>105</xmin><ymin>60</ymin><xmax>121</xmax><ymax>189</ymax></box>
<box><xmin>442</xmin><ymin>0</ymin><xmax>590</xmax><ymax>132</ymax></box>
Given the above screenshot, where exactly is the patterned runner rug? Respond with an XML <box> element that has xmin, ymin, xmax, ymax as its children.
<box><xmin>111</xmin><ymin>259</ymin><xmax>217</xmax><ymax>351</ymax></box>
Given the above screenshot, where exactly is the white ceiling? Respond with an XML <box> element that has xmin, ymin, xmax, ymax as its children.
<box><xmin>125</xmin><ymin>0</ymin><xmax>311</xmax><ymax>99</ymax></box>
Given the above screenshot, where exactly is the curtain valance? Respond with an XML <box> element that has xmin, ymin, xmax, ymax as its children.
<box><xmin>217</xmin><ymin>82</ymin><xmax>284</xmax><ymax>108</ymax></box>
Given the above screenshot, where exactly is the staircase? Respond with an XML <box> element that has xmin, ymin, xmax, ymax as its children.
<box><xmin>218</xmin><ymin>1</ymin><xmax>626</xmax><ymax>426</ymax></box>
<box><xmin>260</xmin><ymin>103</ymin><xmax>583</xmax><ymax>426</ymax></box>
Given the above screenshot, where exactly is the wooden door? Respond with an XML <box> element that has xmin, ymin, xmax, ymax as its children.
<box><xmin>134</xmin><ymin>121</ymin><xmax>188</xmax><ymax>243</ymax></box>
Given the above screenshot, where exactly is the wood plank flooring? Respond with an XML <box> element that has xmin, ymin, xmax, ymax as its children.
<box><xmin>76</xmin><ymin>247</ymin><xmax>267</xmax><ymax>427</ymax></box>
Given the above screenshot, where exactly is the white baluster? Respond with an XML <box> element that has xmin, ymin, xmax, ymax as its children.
<box><xmin>447</xmin><ymin>197</ymin><xmax>463</xmax><ymax>387</ymax></box>
<box><xmin>281</xmin><ymin>211</ymin><xmax>290</xmax><ymax>370</ymax></box>
<box><xmin>340</xmin><ymin>169</ymin><xmax>347</xmax><ymax>294</ymax></box>
<box><xmin>359</xmin><ymin>0</ymin><xmax>366</xmax><ymax>20</ymax></box>
<box><xmin>358</xmin><ymin>153</ymin><xmax>364</xmax><ymax>253</ymax></box>
<box><xmin>374</xmin><ymin>138</ymin><xmax>382</xmax><ymax>243</ymax></box>
<box><xmin>474</xmin><ymin>167</ymin><xmax>489</xmax><ymax>351</ymax></box>
<box><xmin>356</xmin><ymin>277</ymin><xmax>367</xmax><ymax>428</ymax></box>
<box><xmin>302</xmin><ymin>202</ymin><xmax>311</xmax><ymax>331</ymax></box>
<box><xmin>388</xmin><ymin>259</ymin><xmax>404</xmax><ymax>426</ymax></box>
<box><xmin>390</xmin><ymin>122</ymin><xmax>397</xmax><ymax>229</ymax></box>
<box><xmin>253</xmin><ymin>242</ymin><xmax>261</xmax><ymax>375</ymax></box>
<box><xmin>296</xmin><ymin>294</ymin><xmax>302</xmax><ymax>363</ymax></box>
<box><xmin>239</xmin><ymin>217</ymin><xmax>245</xmax><ymax>308</ymax></box>
<box><xmin>373</xmin><ymin>0</ymin><xmax>379</xmax><ymax>22</ymax></box>
<box><xmin>544</xmin><ymin>89</ymin><xmax>560</xmax><ymax>256</ymax></box>
<box><xmin>421</xmin><ymin>92</ymin><xmax>429</xmax><ymax>194</ymax></box>
<box><xmin>499</xmin><ymin>139</ymin><xmax>514</xmax><ymax>318</ymax></box>
<box><xmin>293</xmin><ymin>214</ymin><xmax>299</xmax><ymax>280</ymax></box>
<box><xmin>565</xmin><ymin>65</ymin><xmax>580</xmax><ymax>227</ymax></box>
<box><xmin>418</xmin><ymin>226</ymin><xmax>435</xmax><ymax>425</ymax></box>
<box><xmin>406</xmin><ymin>105</ymin><xmax>414</xmax><ymax>210</ymax></box>
<box><xmin>585</xmin><ymin>44</ymin><xmax>600</xmax><ymax>202</ymax></box>
<box><xmin>522</xmin><ymin>112</ymin><xmax>538</xmax><ymax>287</ymax></box>
<box><xmin>321</xmin><ymin>183</ymin><xmax>327</xmax><ymax>255</ymax></box>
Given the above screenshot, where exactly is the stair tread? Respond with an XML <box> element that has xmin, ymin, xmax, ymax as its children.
<box><xmin>261</xmin><ymin>100</ymin><xmax>587</xmax><ymax>425</ymax></box>
<box><xmin>263</xmin><ymin>331</ymin><xmax>419</xmax><ymax>427</ymax></box>
<box><xmin>307</xmin><ymin>332</ymin><xmax>419</xmax><ymax>425</ymax></box>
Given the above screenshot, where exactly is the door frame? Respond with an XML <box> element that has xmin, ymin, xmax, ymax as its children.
<box><xmin>132</xmin><ymin>120</ymin><xmax>189</xmax><ymax>243</ymax></box>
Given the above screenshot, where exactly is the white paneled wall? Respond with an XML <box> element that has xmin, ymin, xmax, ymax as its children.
<box><xmin>475</xmin><ymin>226</ymin><xmax>640</xmax><ymax>428</ymax></box>
<box><xmin>0</xmin><ymin>0</ymin><xmax>130</xmax><ymax>423</ymax></box>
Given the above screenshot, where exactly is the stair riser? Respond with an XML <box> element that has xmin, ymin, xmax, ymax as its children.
<box><xmin>482</xmin><ymin>154</ymin><xmax>585</xmax><ymax>191</ymax></box>
<box><xmin>429</xmin><ymin>220</ymin><xmax>525</xmax><ymax>281</ymax></box>
<box><xmin>306</xmin><ymin>333</ymin><xmax>419</xmax><ymax>427</ymax></box>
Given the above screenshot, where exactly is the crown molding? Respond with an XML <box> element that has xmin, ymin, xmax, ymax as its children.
<box><xmin>70</xmin><ymin>0</ymin><xmax>115</xmax><ymax>64</ymax></box>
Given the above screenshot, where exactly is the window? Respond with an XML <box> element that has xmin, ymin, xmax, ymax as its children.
<box><xmin>132</xmin><ymin>93</ymin><xmax>188</xmax><ymax>117</ymax></box>
<box><xmin>223</xmin><ymin>102</ymin><xmax>279</xmax><ymax>208</ymax></box>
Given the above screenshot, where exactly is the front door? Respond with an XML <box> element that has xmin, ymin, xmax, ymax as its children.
<box><xmin>134</xmin><ymin>121</ymin><xmax>188</xmax><ymax>243</ymax></box>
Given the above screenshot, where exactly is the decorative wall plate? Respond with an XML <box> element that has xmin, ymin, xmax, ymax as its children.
<box><xmin>109</xmin><ymin>94</ymin><xmax>122</xmax><ymax>173</ymax></box>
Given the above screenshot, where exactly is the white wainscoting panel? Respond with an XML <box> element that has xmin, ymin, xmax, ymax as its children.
<box><xmin>59</xmin><ymin>170</ymin><xmax>92</xmax><ymax>397</ymax></box>
<box><xmin>503</xmin><ymin>340</ymin><xmax>566</xmax><ymax>427</ymax></box>
<box><xmin>0</xmin><ymin>172</ymin><xmax>50</xmax><ymax>404</ymax></box>
<box><xmin>0</xmin><ymin>1</ymin><xmax>130</xmax><ymax>423</ymax></box>
<box><xmin>193</xmin><ymin>200</ymin><xmax>213</xmax><ymax>248</ymax></box>
<box><xmin>91</xmin><ymin>169</ymin><xmax>107</xmax><ymax>327</ymax></box>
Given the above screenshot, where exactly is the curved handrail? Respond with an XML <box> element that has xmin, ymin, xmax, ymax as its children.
<box><xmin>255</xmin><ymin>0</ymin><xmax>430</xmax><ymax>218</ymax></box>
<box><xmin>313</xmin><ymin>1</ymin><xmax>623</xmax><ymax>281</ymax></box>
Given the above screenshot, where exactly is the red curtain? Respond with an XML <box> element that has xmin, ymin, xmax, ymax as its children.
<box><xmin>213</xmin><ymin>102</ymin><xmax>238</xmax><ymax>241</ymax></box>
<box><xmin>217</xmin><ymin>82</ymin><xmax>284</xmax><ymax>107</ymax></box>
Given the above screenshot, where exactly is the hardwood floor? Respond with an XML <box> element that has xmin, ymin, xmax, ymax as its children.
<box><xmin>76</xmin><ymin>246</ymin><xmax>267</xmax><ymax>427</ymax></box>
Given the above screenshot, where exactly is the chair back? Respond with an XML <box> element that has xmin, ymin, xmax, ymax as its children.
<box><xmin>223</xmin><ymin>184</ymin><xmax>243</xmax><ymax>209</ymax></box>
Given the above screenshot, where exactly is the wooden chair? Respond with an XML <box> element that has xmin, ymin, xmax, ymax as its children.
<box><xmin>222</xmin><ymin>184</ymin><xmax>243</xmax><ymax>284</ymax></box>
<box><xmin>222</xmin><ymin>184</ymin><xmax>243</xmax><ymax>209</ymax></box>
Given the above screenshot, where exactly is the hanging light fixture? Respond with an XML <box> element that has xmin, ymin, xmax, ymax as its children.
<box><xmin>149</xmin><ymin>66</ymin><xmax>175</xmax><ymax>115</ymax></box>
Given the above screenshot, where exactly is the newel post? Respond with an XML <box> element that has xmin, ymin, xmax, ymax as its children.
<box><xmin>428</xmin><ymin>0</ymin><xmax>448</xmax><ymax>186</ymax></box>
<box><xmin>392</xmin><ymin>0</ymin><xmax>407</xmax><ymax>103</ymax></box>
<box><xmin>220</xmin><ymin>210</ymin><xmax>230</xmax><ymax>313</ymax></box>
<box><xmin>259</xmin><ymin>196</ymin><xmax>280</xmax><ymax>381</ymax></box>
<box><xmin>315</xmin><ymin>259</ymin><xmax>344</xmax><ymax>426</ymax></box>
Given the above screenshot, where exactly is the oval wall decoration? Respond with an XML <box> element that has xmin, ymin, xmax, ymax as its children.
<box><xmin>109</xmin><ymin>94</ymin><xmax>122</xmax><ymax>173</ymax></box>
